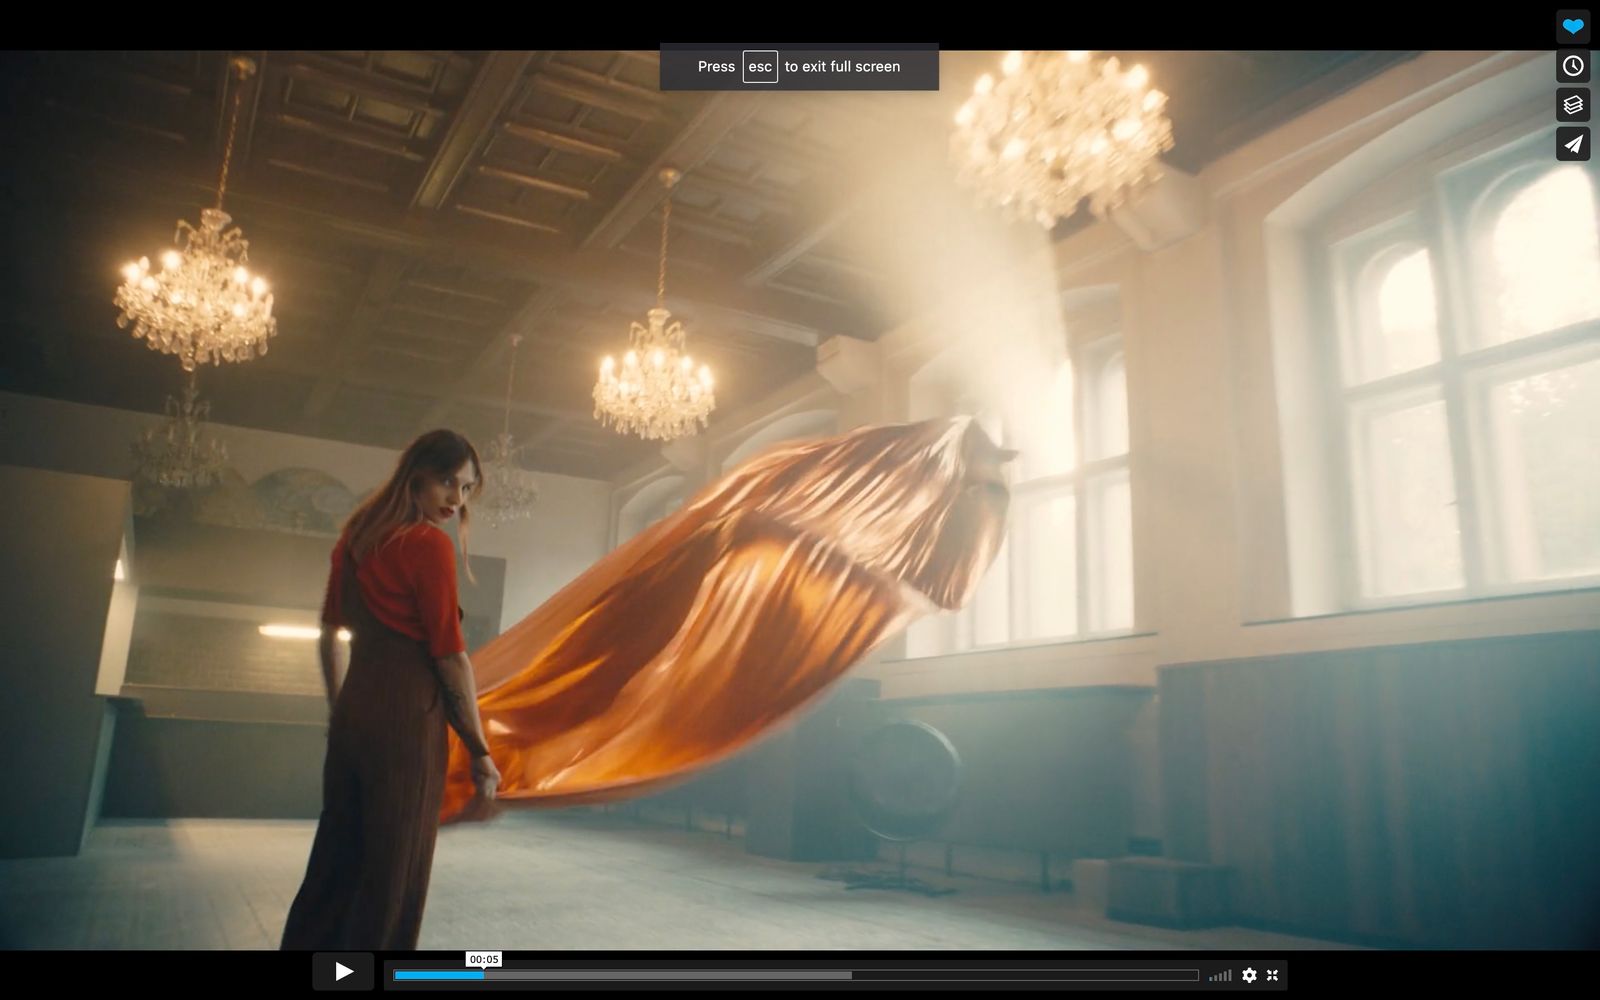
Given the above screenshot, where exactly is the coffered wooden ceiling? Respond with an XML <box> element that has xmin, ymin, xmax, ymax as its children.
<box><xmin>0</xmin><ymin>50</ymin><xmax>1413</xmax><ymax>479</ymax></box>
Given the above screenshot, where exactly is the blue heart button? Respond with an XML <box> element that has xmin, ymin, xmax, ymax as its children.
<box><xmin>1565</xmin><ymin>17</ymin><xmax>1586</xmax><ymax>33</ymax></box>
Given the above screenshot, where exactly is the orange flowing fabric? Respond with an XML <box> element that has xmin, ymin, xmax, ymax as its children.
<box><xmin>439</xmin><ymin>416</ymin><xmax>1011</xmax><ymax>823</ymax></box>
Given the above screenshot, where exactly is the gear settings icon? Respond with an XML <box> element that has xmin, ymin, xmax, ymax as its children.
<box><xmin>1243</xmin><ymin>967</ymin><xmax>1258</xmax><ymax>983</ymax></box>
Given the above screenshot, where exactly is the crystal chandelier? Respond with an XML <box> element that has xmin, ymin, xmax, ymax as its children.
<box><xmin>115</xmin><ymin>56</ymin><xmax>277</xmax><ymax>372</ymax></box>
<box><xmin>132</xmin><ymin>372</ymin><xmax>230</xmax><ymax>490</ymax></box>
<box><xmin>593</xmin><ymin>167</ymin><xmax>715</xmax><ymax>441</ymax></box>
<box><xmin>476</xmin><ymin>334</ymin><xmax>540</xmax><ymax>529</ymax></box>
<box><xmin>952</xmin><ymin>51</ymin><xmax>1174</xmax><ymax>227</ymax></box>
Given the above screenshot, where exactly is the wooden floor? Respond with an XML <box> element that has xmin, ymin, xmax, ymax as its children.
<box><xmin>0</xmin><ymin>810</ymin><xmax>1352</xmax><ymax>951</ymax></box>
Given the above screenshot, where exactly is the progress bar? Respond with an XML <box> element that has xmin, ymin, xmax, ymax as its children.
<box><xmin>393</xmin><ymin>969</ymin><xmax>1201</xmax><ymax>982</ymax></box>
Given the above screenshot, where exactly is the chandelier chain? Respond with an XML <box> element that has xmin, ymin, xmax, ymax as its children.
<box><xmin>503</xmin><ymin>334</ymin><xmax>520</xmax><ymax>440</ymax></box>
<box><xmin>657</xmin><ymin>186</ymin><xmax>671</xmax><ymax>308</ymax></box>
<box><xmin>216</xmin><ymin>60</ymin><xmax>248</xmax><ymax>211</ymax></box>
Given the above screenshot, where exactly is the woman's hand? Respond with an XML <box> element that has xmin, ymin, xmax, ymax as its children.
<box><xmin>471</xmin><ymin>754</ymin><xmax>501</xmax><ymax>800</ymax></box>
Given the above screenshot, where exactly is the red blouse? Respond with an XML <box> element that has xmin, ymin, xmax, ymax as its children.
<box><xmin>320</xmin><ymin>522</ymin><xmax>466</xmax><ymax>658</ymax></box>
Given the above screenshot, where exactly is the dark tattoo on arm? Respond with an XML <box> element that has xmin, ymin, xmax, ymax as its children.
<box><xmin>435</xmin><ymin>664</ymin><xmax>491</xmax><ymax>757</ymax></box>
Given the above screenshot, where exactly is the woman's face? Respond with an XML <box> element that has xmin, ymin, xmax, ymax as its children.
<box><xmin>417</xmin><ymin>459</ymin><xmax>478</xmax><ymax>525</ymax></box>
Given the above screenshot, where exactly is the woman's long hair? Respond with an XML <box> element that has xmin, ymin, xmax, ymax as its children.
<box><xmin>341</xmin><ymin>429</ymin><xmax>482</xmax><ymax>583</ymax></box>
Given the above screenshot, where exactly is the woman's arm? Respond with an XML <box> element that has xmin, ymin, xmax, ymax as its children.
<box><xmin>433</xmin><ymin>651</ymin><xmax>492</xmax><ymax>758</ymax></box>
<box><xmin>411</xmin><ymin>527</ymin><xmax>499</xmax><ymax>797</ymax></box>
<box><xmin>435</xmin><ymin>652</ymin><xmax>501</xmax><ymax>800</ymax></box>
<box><xmin>318</xmin><ymin>630</ymin><xmax>343</xmax><ymax>706</ymax></box>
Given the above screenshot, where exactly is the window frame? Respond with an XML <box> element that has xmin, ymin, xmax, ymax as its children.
<box><xmin>1315</xmin><ymin>120</ymin><xmax>1600</xmax><ymax>609</ymax></box>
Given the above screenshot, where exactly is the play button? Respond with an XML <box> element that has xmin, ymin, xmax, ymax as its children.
<box><xmin>312</xmin><ymin>952</ymin><xmax>373</xmax><ymax>991</ymax></box>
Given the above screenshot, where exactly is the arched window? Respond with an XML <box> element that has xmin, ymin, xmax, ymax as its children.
<box><xmin>1322</xmin><ymin>135</ymin><xmax>1600</xmax><ymax>602</ymax></box>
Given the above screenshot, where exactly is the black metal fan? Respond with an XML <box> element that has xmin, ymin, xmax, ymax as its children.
<box><xmin>827</xmin><ymin>720</ymin><xmax>962</xmax><ymax>895</ymax></box>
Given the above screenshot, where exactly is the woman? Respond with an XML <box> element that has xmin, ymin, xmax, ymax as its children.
<box><xmin>281</xmin><ymin>429</ymin><xmax>502</xmax><ymax>951</ymax></box>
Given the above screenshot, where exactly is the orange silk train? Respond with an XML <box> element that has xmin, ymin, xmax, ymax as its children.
<box><xmin>439</xmin><ymin>416</ymin><xmax>1011</xmax><ymax>823</ymax></box>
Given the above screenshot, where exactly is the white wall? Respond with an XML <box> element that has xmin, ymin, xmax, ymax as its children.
<box><xmin>0</xmin><ymin>390</ymin><xmax>611</xmax><ymax>632</ymax></box>
<box><xmin>473</xmin><ymin>471</ymin><xmax>611</xmax><ymax>625</ymax></box>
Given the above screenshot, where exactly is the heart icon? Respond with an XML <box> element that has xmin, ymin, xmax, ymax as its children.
<box><xmin>1565</xmin><ymin>17</ymin><xmax>1586</xmax><ymax>33</ymax></box>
